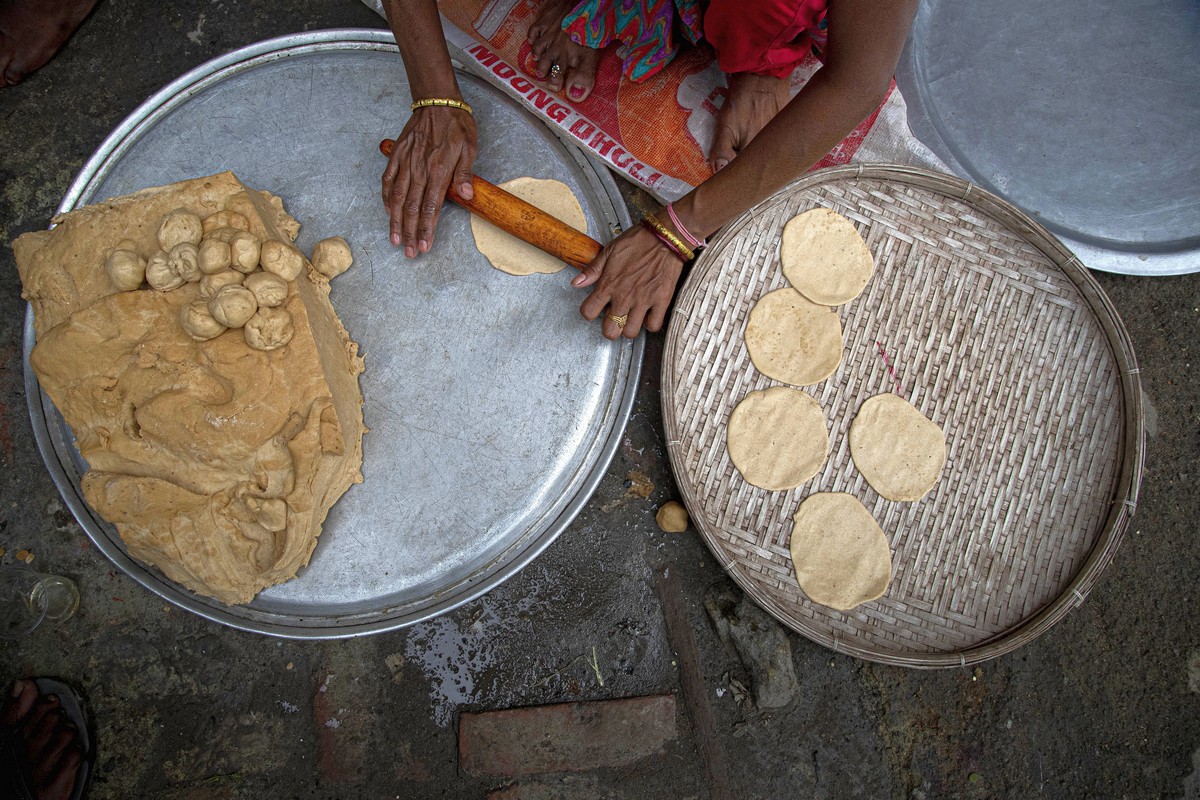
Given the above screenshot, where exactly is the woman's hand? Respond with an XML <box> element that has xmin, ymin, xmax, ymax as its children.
<box><xmin>573</xmin><ymin>224</ymin><xmax>686</xmax><ymax>340</ymax></box>
<box><xmin>381</xmin><ymin>106</ymin><xmax>478</xmax><ymax>258</ymax></box>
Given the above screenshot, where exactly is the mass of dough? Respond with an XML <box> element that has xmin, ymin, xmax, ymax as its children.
<box><xmin>13</xmin><ymin>172</ymin><xmax>366</xmax><ymax>605</ymax></box>
<box><xmin>470</xmin><ymin>177</ymin><xmax>587</xmax><ymax>275</ymax></box>
<box><xmin>789</xmin><ymin>492</ymin><xmax>892</xmax><ymax>610</ymax></box>
<box><xmin>726</xmin><ymin>386</ymin><xmax>829</xmax><ymax>491</ymax></box>
<box><xmin>781</xmin><ymin>208</ymin><xmax>875</xmax><ymax>306</ymax></box>
<box><xmin>744</xmin><ymin>288</ymin><xmax>843</xmax><ymax>386</ymax></box>
<box><xmin>849</xmin><ymin>393</ymin><xmax>947</xmax><ymax>501</ymax></box>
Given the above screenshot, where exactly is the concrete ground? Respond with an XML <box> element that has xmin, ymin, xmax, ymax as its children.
<box><xmin>1</xmin><ymin>1</ymin><xmax>1197</xmax><ymax>798</ymax></box>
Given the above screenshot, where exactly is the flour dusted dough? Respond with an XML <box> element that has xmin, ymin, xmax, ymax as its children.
<box><xmin>849</xmin><ymin>393</ymin><xmax>946</xmax><ymax>501</ymax></box>
<box><xmin>789</xmin><ymin>492</ymin><xmax>892</xmax><ymax>610</ymax></box>
<box><xmin>781</xmin><ymin>208</ymin><xmax>875</xmax><ymax>306</ymax></box>
<box><xmin>14</xmin><ymin>172</ymin><xmax>366</xmax><ymax>605</ymax></box>
<box><xmin>470</xmin><ymin>177</ymin><xmax>587</xmax><ymax>275</ymax></box>
<box><xmin>744</xmin><ymin>288</ymin><xmax>842</xmax><ymax>386</ymax></box>
<box><xmin>726</xmin><ymin>387</ymin><xmax>829</xmax><ymax>491</ymax></box>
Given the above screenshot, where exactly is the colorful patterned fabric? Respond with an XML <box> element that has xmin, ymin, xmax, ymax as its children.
<box><xmin>562</xmin><ymin>0</ymin><xmax>704</xmax><ymax>83</ymax></box>
<box><xmin>562</xmin><ymin>0</ymin><xmax>828</xmax><ymax>83</ymax></box>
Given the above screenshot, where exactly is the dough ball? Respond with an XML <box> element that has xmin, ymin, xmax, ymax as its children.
<box><xmin>260</xmin><ymin>239</ymin><xmax>306</xmax><ymax>282</ymax></box>
<box><xmin>781</xmin><ymin>208</ymin><xmax>875</xmax><ymax>306</ymax></box>
<box><xmin>655</xmin><ymin>501</ymin><xmax>690</xmax><ymax>533</ymax></box>
<box><xmin>470</xmin><ymin>177</ymin><xmax>587</xmax><ymax>275</ymax></box>
<box><xmin>744</xmin><ymin>288</ymin><xmax>842</xmax><ymax>387</ymax></box>
<box><xmin>106</xmin><ymin>249</ymin><xmax>146</xmax><ymax>291</ymax></box>
<box><xmin>244</xmin><ymin>306</ymin><xmax>295</xmax><ymax>351</ymax></box>
<box><xmin>209</xmin><ymin>228</ymin><xmax>262</xmax><ymax>272</ymax></box>
<box><xmin>228</xmin><ymin>231</ymin><xmax>262</xmax><ymax>273</ymax></box>
<box><xmin>201</xmin><ymin>210</ymin><xmax>250</xmax><ymax>236</ymax></box>
<box><xmin>243</xmin><ymin>271</ymin><xmax>289</xmax><ymax>308</ymax></box>
<box><xmin>208</xmin><ymin>284</ymin><xmax>259</xmax><ymax>328</ymax></box>
<box><xmin>157</xmin><ymin>208</ymin><xmax>203</xmax><ymax>251</ymax></box>
<box><xmin>198</xmin><ymin>238</ymin><xmax>232</xmax><ymax>274</ymax></box>
<box><xmin>310</xmin><ymin>236</ymin><xmax>353</xmax><ymax>280</ymax></box>
<box><xmin>726</xmin><ymin>386</ymin><xmax>829</xmax><ymax>491</ymax></box>
<box><xmin>168</xmin><ymin>242</ymin><xmax>202</xmax><ymax>283</ymax></box>
<box><xmin>789</xmin><ymin>492</ymin><xmax>892</xmax><ymax>611</ymax></box>
<box><xmin>200</xmin><ymin>269</ymin><xmax>245</xmax><ymax>299</ymax></box>
<box><xmin>849</xmin><ymin>393</ymin><xmax>946</xmax><ymax>501</ymax></box>
<box><xmin>204</xmin><ymin>226</ymin><xmax>241</xmax><ymax>244</ymax></box>
<box><xmin>145</xmin><ymin>250</ymin><xmax>184</xmax><ymax>291</ymax></box>
<box><xmin>179</xmin><ymin>299</ymin><xmax>227</xmax><ymax>341</ymax></box>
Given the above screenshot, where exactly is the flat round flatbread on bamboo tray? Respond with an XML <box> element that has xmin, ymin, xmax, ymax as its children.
<box><xmin>661</xmin><ymin>164</ymin><xmax>1144</xmax><ymax>668</ymax></box>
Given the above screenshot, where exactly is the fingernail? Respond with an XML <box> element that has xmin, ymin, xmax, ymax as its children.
<box><xmin>418</xmin><ymin>240</ymin><xmax>430</xmax><ymax>253</ymax></box>
<box><xmin>572</xmin><ymin>275</ymin><xmax>585</xmax><ymax>287</ymax></box>
<box><xmin>11</xmin><ymin>680</ymin><xmax>25</xmax><ymax>697</ymax></box>
<box><xmin>715</xmin><ymin>159</ymin><xmax>728</xmax><ymax>171</ymax></box>
<box><xmin>459</xmin><ymin>182</ymin><xmax>474</xmax><ymax>199</ymax></box>
<box><xmin>570</xmin><ymin>87</ymin><xmax>583</xmax><ymax>99</ymax></box>
<box><xmin>391</xmin><ymin>233</ymin><xmax>400</xmax><ymax>246</ymax></box>
<box><xmin>405</xmin><ymin>245</ymin><xmax>416</xmax><ymax>258</ymax></box>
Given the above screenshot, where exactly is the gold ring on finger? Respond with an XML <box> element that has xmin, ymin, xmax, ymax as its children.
<box><xmin>609</xmin><ymin>313</ymin><xmax>628</xmax><ymax>329</ymax></box>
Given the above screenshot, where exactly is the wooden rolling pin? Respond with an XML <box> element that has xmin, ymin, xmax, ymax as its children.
<box><xmin>379</xmin><ymin>139</ymin><xmax>603</xmax><ymax>271</ymax></box>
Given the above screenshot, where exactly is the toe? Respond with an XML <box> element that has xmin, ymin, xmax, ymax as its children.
<box><xmin>565</xmin><ymin>53</ymin><xmax>597</xmax><ymax>102</ymax></box>
<box><xmin>28</xmin><ymin>707</ymin><xmax>62</xmax><ymax>754</ymax></box>
<box><xmin>709</xmin><ymin>124</ymin><xmax>738</xmax><ymax>172</ymax></box>
<box><xmin>19</xmin><ymin>695</ymin><xmax>59</xmax><ymax>738</ymax></box>
<box><xmin>31</xmin><ymin>724</ymin><xmax>78</xmax><ymax>787</ymax></box>
<box><xmin>1</xmin><ymin>679</ymin><xmax>39</xmax><ymax>728</ymax></box>
<box><xmin>41</xmin><ymin>747</ymin><xmax>82</xmax><ymax>800</ymax></box>
<box><xmin>546</xmin><ymin>58</ymin><xmax>566</xmax><ymax>91</ymax></box>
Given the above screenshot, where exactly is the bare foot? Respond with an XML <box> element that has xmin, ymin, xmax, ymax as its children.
<box><xmin>1</xmin><ymin>680</ymin><xmax>86</xmax><ymax>800</ymax></box>
<box><xmin>527</xmin><ymin>0</ymin><xmax>601</xmax><ymax>102</ymax></box>
<box><xmin>709</xmin><ymin>71</ymin><xmax>792</xmax><ymax>172</ymax></box>
<box><xmin>0</xmin><ymin>0</ymin><xmax>98</xmax><ymax>86</ymax></box>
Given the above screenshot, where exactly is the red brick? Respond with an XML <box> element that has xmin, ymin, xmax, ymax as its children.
<box><xmin>460</xmin><ymin>695</ymin><xmax>677</xmax><ymax>777</ymax></box>
<box><xmin>486</xmin><ymin>777</ymin><xmax>604</xmax><ymax>800</ymax></box>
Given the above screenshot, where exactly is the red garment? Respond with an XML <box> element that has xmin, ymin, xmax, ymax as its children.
<box><xmin>704</xmin><ymin>0</ymin><xmax>829</xmax><ymax>78</ymax></box>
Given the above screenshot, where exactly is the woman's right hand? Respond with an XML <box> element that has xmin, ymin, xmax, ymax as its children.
<box><xmin>381</xmin><ymin>105</ymin><xmax>478</xmax><ymax>258</ymax></box>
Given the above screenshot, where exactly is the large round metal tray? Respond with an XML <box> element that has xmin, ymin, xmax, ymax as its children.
<box><xmin>896</xmin><ymin>0</ymin><xmax>1200</xmax><ymax>276</ymax></box>
<box><xmin>662</xmin><ymin>165</ymin><xmax>1143</xmax><ymax>668</ymax></box>
<box><xmin>24</xmin><ymin>30</ymin><xmax>640</xmax><ymax>638</ymax></box>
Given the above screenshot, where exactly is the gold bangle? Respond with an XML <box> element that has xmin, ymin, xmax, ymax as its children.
<box><xmin>641</xmin><ymin>212</ymin><xmax>695</xmax><ymax>261</ymax></box>
<box><xmin>410</xmin><ymin>97</ymin><xmax>473</xmax><ymax>115</ymax></box>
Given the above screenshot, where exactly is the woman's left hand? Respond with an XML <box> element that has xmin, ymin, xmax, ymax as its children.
<box><xmin>572</xmin><ymin>224</ymin><xmax>686</xmax><ymax>340</ymax></box>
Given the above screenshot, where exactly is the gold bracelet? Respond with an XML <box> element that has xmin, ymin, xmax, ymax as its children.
<box><xmin>641</xmin><ymin>212</ymin><xmax>695</xmax><ymax>261</ymax></box>
<box><xmin>410</xmin><ymin>97</ymin><xmax>473</xmax><ymax>115</ymax></box>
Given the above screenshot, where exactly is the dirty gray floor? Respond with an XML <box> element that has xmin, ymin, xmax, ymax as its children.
<box><xmin>1</xmin><ymin>2</ymin><xmax>1198</xmax><ymax>798</ymax></box>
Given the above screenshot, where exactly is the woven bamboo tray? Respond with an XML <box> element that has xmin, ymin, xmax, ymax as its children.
<box><xmin>662</xmin><ymin>165</ymin><xmax>1144</xmax><ymax>668</ymax></box>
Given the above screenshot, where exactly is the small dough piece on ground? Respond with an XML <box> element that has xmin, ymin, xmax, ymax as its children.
<box><xmin>789</xmin><ymin>492</ymin><xmax>892</xmax><ymax>611</ymax></box>
<box><xmin>655</xmin><ymin>501</ymin><xmax>690</xmax><ymax>532</ymax></box>
<box><xmin>727</xmin><ymin>386</ymin><xmax>829</xmax><ymax>491</ymax></box>
<box><xmin>744</xmin><ymin>288</ymin><xmax>842</xmax><ymax>387</ymax></box>
<box><xmin>470</xmin><ymin>177</ymin><xmax>587</xmax><ymax>276</ymax></box>
<box><xmin>781</xmin><ymin>208</ymin><xmax>875</xmax><ymax>306</ymax></box>
<box><xmin>849</xmin><ymin>393</ymin><xmax>946</xmax><ymax>501</ymax></box>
